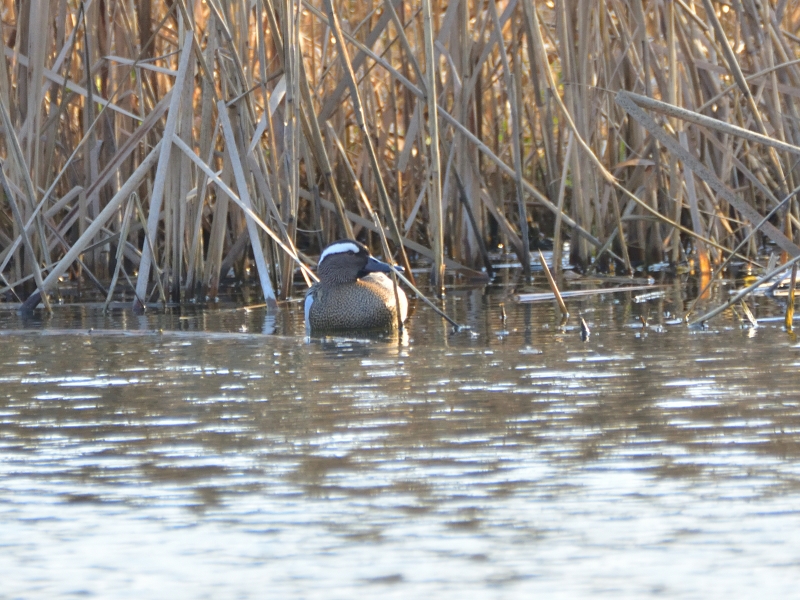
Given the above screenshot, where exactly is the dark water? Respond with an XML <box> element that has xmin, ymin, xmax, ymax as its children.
<box><xmin>2</xmin><ymin>283</ymin><xmax>800</xmax><ymax>598</ymax></box>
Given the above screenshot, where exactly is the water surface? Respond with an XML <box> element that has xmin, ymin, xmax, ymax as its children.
<box><xmin>2</xmin><ymin>285</ymin><xmax>800</xmax><ymax>598</ymax></box>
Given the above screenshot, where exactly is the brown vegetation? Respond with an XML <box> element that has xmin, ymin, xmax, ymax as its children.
<box><xmin>2</xmin><ymin>0</ymin><xmax>800</xmax><ymax>311</ymax></box>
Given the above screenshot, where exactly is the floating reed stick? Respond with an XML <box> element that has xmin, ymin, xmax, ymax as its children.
<box><xmin>516</xmin><ymin>285</ymin><xmax>657</xmax><ymax>303</ymax></box>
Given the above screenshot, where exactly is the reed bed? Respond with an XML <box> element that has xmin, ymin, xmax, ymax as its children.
<box><xmin>2</xmin><ymin>0</ymin><xmax>800</xmax><ymax>315</ymax></box>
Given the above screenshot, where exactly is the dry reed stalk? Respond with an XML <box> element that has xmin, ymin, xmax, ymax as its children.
<box><xmin>488</xmin><ymin>0</ymin><xmax>529</xmax><ymax>283</ymax></box>
<box><xmin>218</xmin><ymin>99</ymin><xmax>278</xmax><ymax>308</ymax></box>
<box><xmin>171</xmin><ymin>135</ymin><xmax>316</xmax><ymax>282</ymax></box>
<box><xmin>551</xmin><ymin>131</ymin><xmax>574</xmax><ymax>275</ymax></box>
<box><xmin>592</xmin><ymin>195</ymin><xmax>635</xmax><ymax>274</ymax></box>
<box><xmin>786</xmin><ymin>263</ymin><xmax>798</xmax><ymax>332</ymax></box>
<box><xmin>323</xmin><ymin>0</ymin><xmax>414</xmax><ymax>283</ymax></box>
<box><xmin>520</xmin><ymin>0</ymin><xmax>557</xmax><ymax>202</ymax></box>
<box><xmin>312</xmin><ymin>191</ymin><xmax>484</xmax><ymax>278</ymax></box>
<box><xmin>616</xmin><ymin>91</ymin><xmax>800</xmax><ymax>258</ymax></box>
<box><xmin>0</xmin><ymin>165</ymin><xmax>50</xmax><ymax>311</ymax></box>
<box><xmin>556</xmin><ymin>0</ymin><xmax>591</xmax><ymax>268</ymax></box>
<box><xmin>298</xmin><ymin>59</ymin><xmax>354</xmax><ymax>240</ymax></box>
<box><xmin>691</xmin><ymin>253</ymin><xmax>800</xmax><ymax>327</ymax></box>
<box><xmin>278</xmin><ymin>0</ymin><xmax>300</xmax><ymax>300</ymax></box>
<box><xmin>680</xmin><ymin>131</ymin><xmax>710</xmax><ymax>274</ymax></box>
<box><xmin>666</xmin><ymin>0</ymin><xmax>682</xmax><ymax>267</ymax></box>
<box><xmin>421</xmin><ymin>0</ymin><xmax>444</xmax><ymax>294</ymax></box>
<box><xmin>102</xmin><ymin>194</ymin><xmax>135</xmax><ymax>311</ymax></box>
<box><xmin>622</xmin><ymin>91</ymin><xmax>800</xmax><ymax>156</ymax></box>
<box><xmin>684</xmin><ymin>182</ymin><xmax>800</xmax><ymax>321</ymax></box>
<box><xmin>19</xmin><ymin>139</ymin><xmax>163</xmax><ymax>312</ymax></box>
<box><xmin>132</xmin><ymin>33</ymin><xmax>193</xmax><ymax>312</ymax></box>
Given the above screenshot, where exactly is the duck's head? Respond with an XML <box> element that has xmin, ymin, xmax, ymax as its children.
<box><xmin>317</xmin><ymin>240</ymin><xmax>396</xmax><ymax>284</ymax></box>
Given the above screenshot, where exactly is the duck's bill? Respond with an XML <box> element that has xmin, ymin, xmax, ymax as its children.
<box><xmin>360</xmin><ymin>256</ymin><xmax>404</xmax><ymax>276</ymax></box>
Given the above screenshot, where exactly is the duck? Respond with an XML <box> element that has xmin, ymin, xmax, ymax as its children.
<box><xmin>304</xmin><ymin>239</ymin><xmax>408</xmax><ymax>332</ymax></box>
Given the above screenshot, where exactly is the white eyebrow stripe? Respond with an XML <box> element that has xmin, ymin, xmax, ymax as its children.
<box><xmin>319</xmin><ymin>242</ymin><xmax>361</xmax><ymax>263</ymax></box>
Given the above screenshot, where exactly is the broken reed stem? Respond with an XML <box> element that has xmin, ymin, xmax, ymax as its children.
<box><xmin>684</xmin><ymin>182</ymin><xmax>800</xmax><ymax>322</ymax></box>
<box><xmin>394</xmin><ymin>269</ymin><xmax>464</xmax><ymax>330</ymax></box>
<box><xmin>786</xmin><ymin>263</ymin><xmax>797</xmax><ymax>332</ymax></box>
<box><xmin>691</xmin><ymin>254</ymin><xmax>800</xmax><ymax>327</ymax></box>
<box><xmin>538</xmin><ymin>249</ymin><xmax>568</xmax><ymax>319</ymax></box>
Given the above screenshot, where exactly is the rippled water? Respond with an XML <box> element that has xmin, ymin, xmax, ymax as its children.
<box><xmin>2</xmin><ymin>284</ymin><xmax>800</xmax><ymax>598</ymax></box>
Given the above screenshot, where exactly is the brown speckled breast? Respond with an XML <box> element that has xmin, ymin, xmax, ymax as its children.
<box><xmin>306</xmin><ymin>278</ymin><xmax>403</xmax><ymax>331</ymax></box>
